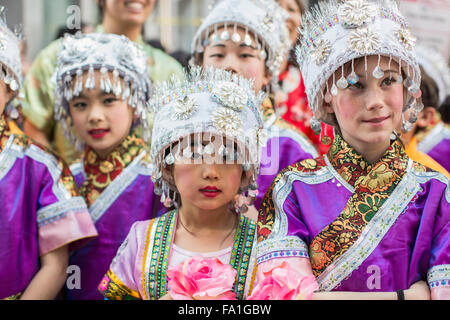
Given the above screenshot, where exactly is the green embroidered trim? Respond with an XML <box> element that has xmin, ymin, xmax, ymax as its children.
<box><xmin>229</xmin><ymin>215</ymin><xmax>256</xmax><ymax>300</ymax></box>
<box><xmin>146</xmin><ymin>211</ymin><xmax>256</xmax><ymax>300</ymax></box>
<box><xmin>149</xmin><ymin>209</ymin><xmax>177</xmax><ymax>299</ymax></box>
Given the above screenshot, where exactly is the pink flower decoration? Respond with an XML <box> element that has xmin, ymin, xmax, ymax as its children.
<box><xmin>98</xmin><ymin>275</ymin><xmax>110</xmax><ymax>293</ymax></box>
<box><xmin>248</xmin><ymin>261</ymin><xmax>319</xmax><ymax>300</ymax></box>
<box><xmin>167</xmin><ymin>256</ymin><xmax>237</xmax><ymax>300</ymax></box>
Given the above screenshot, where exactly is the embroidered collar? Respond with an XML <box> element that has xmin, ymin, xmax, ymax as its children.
<box><xmin>80</xmin><ymin>134</ymin><xmax>145</xmax><ymax>207</ymax></box>
<box><xmin>327</xmin><ymin>133</ymin><xmax>409</xmax><ymax>187</ymax></box>
<box><xmin>310</xmin><ymin>133</ymin><xmax>410</xmax><ymax>277</ymax></box>
<box><xmin>0</xmin><ymin>115</ymin><xmax>11</xmax><ymax>152</ymax></box>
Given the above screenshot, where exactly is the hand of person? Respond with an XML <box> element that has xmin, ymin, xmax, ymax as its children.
<box><xmin>159</xmin><ymin>293</ymin><xmax>173</xmax><ymax>300</ymax></box>
<box><xmin>404</xmin><ymin>280</ymin><xmax>431</xmax><ymax>300</ymax></box>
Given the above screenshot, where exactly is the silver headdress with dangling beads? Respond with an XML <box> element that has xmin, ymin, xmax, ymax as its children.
<box><xmin>191</xmin><ymin>0</ymin><xmax>291</xmax><ymax>87</ymax></box>
<box><xmin>296</xmin><ymin>0</ymin><xmax>422</xmax><ymax>133</ymax></box>
<box><xmin>53</xmin><ymin>33</ymin><xmax>152</xmax><ymax>150</ymax></box>
<box><xmin>0</xmin><ymin>6</ymin><xmax>21</xmax><ymax>96</ymax></box>
<box><xmin>148</xmin><ymin>66</ymin><xmax>267</xmax><ymax>208</ymax></box>
<box><xmin>415</xmin><ymin>44</ymin><xmax>450</xmax><ymax>106</ymax></box>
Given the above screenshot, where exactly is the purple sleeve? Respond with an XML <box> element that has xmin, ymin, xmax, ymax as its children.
<box><xmin>427</xmin><ymin>187</ymin><xmax>450</xmax><ymax>299</ymax></box>
<box><xmin>33</xmin><ymin>148</ymin><xmax>97</xmax><ymax>255</ymax></box>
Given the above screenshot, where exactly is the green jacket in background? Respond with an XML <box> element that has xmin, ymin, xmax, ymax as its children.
<box><xmin>21</xmin><ymin>26</ymin><xmax>184</xmax><ymax>164</ymax></box>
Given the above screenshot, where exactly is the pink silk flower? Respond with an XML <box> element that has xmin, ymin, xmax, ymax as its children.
<box><xmin>167</xmin><ymin>256</ymin><xmax>237</xmax><ymax>300</ymax></box>
<box><xmin>248</xmin><ymin>261</ymin><xmax>319</xmax><ymax>300</ymax></box>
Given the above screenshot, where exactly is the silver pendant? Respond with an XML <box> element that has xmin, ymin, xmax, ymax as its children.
<box><xmin>165</xmin><ymin>153</ymin><xmax>175</xmax><ymax>165</ymax></box>
<box><xmin>231</xmin><ymin>32</ymin><xmax>241</xmax><ymax>43</ymax></box>
<box><xmin>330</xmin><ymin>83</ymin><xmax>338</xmax><ymax>96</ymax></box>
<box><xmin>244</xmin><ymin>34</ymin><xmax>252</xmax><ymax>46</ymax></box>
<box><xmin>182</xmin><ymin>147</ymin><xmax>192</xmax><ymax>159</ymax></box>
<box><xmin>218</xmin><ymin>145</ymin><xmax>227</xmax><ymax>156</ymax></box>
<box><xmin>336</xmin><ymin>76</ymin><xmax>348</xmax><ymax>89</ymax></box>
<box><xmin>210</xmin><ymin>33</ymin><xmax>220</xmax><ymax>43</ymax></box>
<box><xmin>372</xmin><ymin>66</ymin><xmax>384</xmax><ymax>79</ymax></box>
<box><xmin>403</xmin><ymin>78</ymin><xmax>414</xmax><ymax>88</ymax></box>
<box><xmin>203</xmin><ymin>143</ymin><xmax>214</xmax><ymax>155</ymax></box>
<box><xmin>220</xmin><ymin>30</ymin><xmax>230</xmax><ymax>41</ymax></box>
<box><xmin>347</xmin><ymin>71</ymin><xmax>359</xmax><ymax>85</ymax></box>
<box><xmin>259</xmin><ymin>50</ymin><xmax>267</xmax><ymax>60</ymax></box>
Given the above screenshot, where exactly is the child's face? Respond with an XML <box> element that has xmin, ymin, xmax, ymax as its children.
<box><xmin>202</xmin><ymin>26</ymin><xmax>271</xmax><ymax>92</ymax></box>
<box><xmin>0</xmin><ymin>80</ymin><xmax>14</xmax><ymax>115</ymax></box>
<box><xmin>277</xmin><ymin>0</ymin><xmax>302</xmax><ymax>45</ymax></box>
<box><xmin>325</xmin><ymin>55</ymin><xmax>404</xmax><ymax>150</ymax></box>
<box><xmin>68</xmin><ymin>71</ymin><xmax>134</xmax><ymax>158</ymax></box>
<box><xmin>170</xmin><ymin>133</ymin><xmax>248</xmax><ymax>212</ymax></box>
<box><xmin>103</xmin><ymin>0</ymin><xmax>155</xmax><ymax>26</ymax></box>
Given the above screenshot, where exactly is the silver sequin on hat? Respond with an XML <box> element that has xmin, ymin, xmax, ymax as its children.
<box><xmin>53</xmin><ymin>33</ymin><xmax>152</xmax><ymax>149</ymax></box>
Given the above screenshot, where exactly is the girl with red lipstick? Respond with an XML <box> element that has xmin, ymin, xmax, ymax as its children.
<box><xmin>98</xmin><ymin>67</ymin><xmax>266</xmax><ymax>300</ymax></box>
<box><xmin>53</xmin><ymin>33</ymin><xmax>165</xmax><ymax>300</ymax></box>
<box><xmin>256</xmin><ymin>0</ymin><xmax>449</xmax><ymax>300</ymax></box>
<box><xmin>21</xmin><ymin>0</ymin><xmax>183</xmax><ymax>164</ymax></box>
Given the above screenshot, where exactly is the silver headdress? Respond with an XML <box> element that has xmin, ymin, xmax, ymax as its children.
<box><xmin>191</xmin><ymin>0</ymin><xmax>291</xmax><ymax>87</ymax></box>
<box><xmin>53</xmin><ymin>33</ymin><xmax>152</xmax><ymax>150</ymax></box>
<box><xmin>0</xmin><ymin>6</ymin><xmax>21</xmax><ymax>95</ymax></box>
<box><xmin>415</xmin><ymin>44</ymin><xmax>450</xmax><ymax>106</ymax></box>
<box><xmin>296</xmin><ymin>0</ymin><xmax>422</xmax><ymax>133</ymax></box>
<box><xmin>149</xmin><ymin>66</ymin><xmax>266</xmax><ymax>208</ymax></box>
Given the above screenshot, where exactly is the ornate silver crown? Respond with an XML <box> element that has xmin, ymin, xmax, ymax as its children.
<box><xmin>53</xmin><ymin>33</ymin><xmax>152</xmax><ymax>149</ymax></box>
<box><xmin>296</xmin><ymin>0</ymin><xmax>422</xmax><ymax>131</ymax></box>
<box><xmin>149</xmin><ymin>66</ymin><xmax>267</xmax><ymax>208</ymax></box>
<box><xmin>0</xmin><ymin>6</ymin><xmax>21</xmax><ymax>94</ymax></box>
<box><xmin>191</xmin><ymin>0</ymin><xmax>291</xmax><ymax>85</ymax></box>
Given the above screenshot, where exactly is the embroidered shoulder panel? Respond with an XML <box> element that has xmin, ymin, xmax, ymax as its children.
<box><xmin>428</xmin><ymin>265</ymin><xmax>450</xmax><ymax>288</ymax></box>
<box><xmin>257</xmin><ymin>157</ymin><xmax>327</xmax><ymax>242</ymax></box>
<box><xmin>98</xmin><ymin>269</ymin><xmax>140</xmax><ymax>300</ymax></box>
<box><xmin>3</xmin><ymin>132</ymin><xmax>79</xmax><ymax>199</ymax></box>
<box><xmin>411</xmin><ymin>161</ymin><xmax>450</xmax><ymax>203</ymax></box>
<box><xmin>256</xmin><ymin>236</ymin><xmax>309</xmax><ymax>265</ymax></box>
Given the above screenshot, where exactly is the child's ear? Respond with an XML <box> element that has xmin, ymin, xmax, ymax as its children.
<box><xmin>262</xmin><ymin>66</ymin><xmax>272</xmax><ymax>88</ymax></box>
<box><xmin>162</xmin><ymin>165</ymin><xmax>175</xmax><ymax>184</ymax></box>
<box><xmin>240</xmin><ymin>169</ymin><xmax>252</xmax><ymax>189</ymax></box>
<box><xmin>416</xmin><ymin>106</ymin><xmax>436</xmax><ymax>129</ymax></box>
<box><xmin>323</xmin><ymin>94</ymin><xmax>335</xmax><ymax>115</ymax></box>
<box><xmin>5</xmin><ymin>86</ymin><xmax>14</xmax><ymax>103</ymax></box>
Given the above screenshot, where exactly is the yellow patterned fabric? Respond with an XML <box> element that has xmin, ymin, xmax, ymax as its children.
<box><xmin>79</xmin><ymin>135</ymin><xmax>145</xmax><ymax>207</ymax></box>
<box><xmin>0</xmin><ymin>115</ymin><xmax>79</xmax><ymax>197</ymax></box>
<box><xmin>98</xmin><ymin>269</ymin><xmax>140</xmax><ymax>300</ymax></box>
<box><xmin>4</xmin><ymin>293</ymin><xmax>21</xmax><ymax>300</ymax></box>
<box><xmin>405</xmin><ymin>136</ymin><xmax>450</xmax><ymax>179</ymax></box>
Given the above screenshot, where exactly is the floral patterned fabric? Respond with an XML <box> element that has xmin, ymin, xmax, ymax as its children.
<box><xmin>256</xmin><ymin>132</ymin><xmax>449</xmax><ymax>295</ymax></box>
<box><xmin>309</xmin><ymin>134</ymin><xmax>409</xmax><ymax>276</ymax></box>
<box><xmin>80</xmin><ymin>135</ymin><xmax>145</xmax><ymax>207</ymax></box>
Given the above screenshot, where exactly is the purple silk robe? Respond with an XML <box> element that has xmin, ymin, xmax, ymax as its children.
<box><xmin>66</xmin><ymin>151</ymin><xmax>166</xmax><ymax>300</ymax></box>
<box><xmin>0</xmin><ymin>133</ymin><xmax>97</xmax><ymax>299</ymax></box>
<box><xmin>417</xmin><ymin>122</ymin><xmax>450</xmax><ymax>173</ymax></box>
<box><xmin>255</xmin><ymin>115</ymin><xmax>318</xmax><ymax>210</ymax></box>
<box><xmin>256</xmin><ymin>155</ymin><xmax>449</xmax><ymax>298</ymax></box>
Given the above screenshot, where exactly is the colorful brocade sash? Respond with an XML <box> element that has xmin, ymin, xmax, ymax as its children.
<box><xmin>309</xmin><ymin>134</ymin><xmax>409</xmax><ymax>276</ymax></box>
<box><xmin>257</xmin><ymin>134</ymin><xmax>410</xmax><ymax>278</ymax></box>
<box><xmin>80</xmin><ymin>135</ymin><xmax>145</xmax><ymax>207</ymax></box>
<box><xmin>144</xmin><ymin>210</ymin><xmax>256</xmax><ymax>300</ymax></box>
